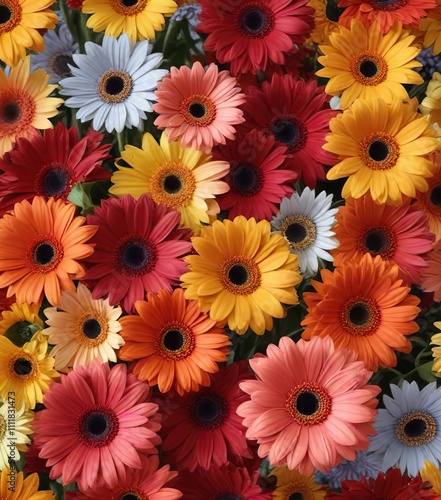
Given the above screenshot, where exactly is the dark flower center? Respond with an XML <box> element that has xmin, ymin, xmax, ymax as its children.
<box><xmin>163</xmin><ymin>329</ymin><xmax>185</xmax><ymax>351</ymax></box>
<box><xmin>359</xmin><ymin>60</ymin><xmax>378</xmax><ymax>78</ymax></box>
<box><xmin>52</xmin><ymin>54</ymin><xmax>74</xmax><ymax>78</ymax></box>
<box><xmin>105</xmin><ymin>75</ymin><xmax>125</xmax><ymax>96</ymax></box>
<box><xmin>364</xmin><ymin>230</ymin><xmax>388</xmax><ymax>254</ymax></box>
<box><xmin>228</xmin><ymin>264</ymin><xmax>249</xmax><ymax>286</ymax></box>
<box><xmin>121</xmin><ymin>0</ymin><xmax>138</xmax><ymax>5</ymax></box>
<box><xmin>83</xmin><ymin>412</ymin><xmax>111</xmax><ymax>441</ymax></box>
<box><xmin>241</xmin><ymin>8</ymin><xmax>268</xmax><ymax>34</ymax></box>
<box><xmin>120</xmin><ymin>495</ymin><xmax>140</xmax><ymax>500</ymax></box>
<box><xmin>270</xmin><ymin>117</ymin><xmax>307</xmax><ymax>153</ymax></box>
<box><xmin>82</xmin><ymin>318</ymin><xmax>102</xmax><ymax>340</ymax></box>
<box><xmin>34</xmin><ymin>242</ymin><xmax>55</xmax><ymax>266</ymax></box>
<box><xmin>77</xmin><ymin>406</ymin><xmax>119</xmax><ymax>448</ymax></box>
<box><xmin>116</xmin><ymin>236</ymin><xmax>158</xmax><ymax>278</ymax></box>
<box><xmin>189</xmin><ymin>102</ymin><xmax>206</xmax><ymax>119</ymax></box>
<box><xmin>285</xmin><ymin>222</ymin><xmax>307</xmax><ymax>244</ymax></box>
<box><xmin>2</xmin><ymin>102</ymin><xmax>21</xmax><ymax>124</ymax></box>
<box><xmin>121</xmin><ymin>242</ymin><xmax>149</xmax><ymax>271</ymax></box>
<box><xmin>370</xmin><ymin>0</ymin><xmax>407</xmax><ymax>9</ymax></box>
<box><xmin>216</xmin><ymin>495</ymin><xmax>242</xmax><ymax>500</ymax></box>
<box><xmin>295</xmin><ymin>391</ymin><xmax>319</xmax><ymax>416</ymax></box>
<box><xmin>349</xmin><ymin>304</ymin><xmax>370</xmax><ymax>326</ymax></box>
<box><xmin>0</xmin><ymin>5</ymin><xmax>12</xmax><ymax>24</ymax></box>
<box><xmin>430</xmin><ymin>185</ymin><xmax>441</xmax><ymax>207</ymax></box>
<box><xmin>289</xmin><ymin>495</ymin><xmax>304</xmax><ymax>500</ymax></box>
<box><xmin>13</xmin><ymin>358</ymin><xmax>33</xmax><ymax>376</ymax></box>
<box><xmin>404</xmin><ymin>418</ymin><xmax>427</xmax><ymax>438</ymax></box>
<box><xmin>231</xmin><ymin>164</ymin><xmax>262</xmax><ymax>196</ymax></box>
<box><xmin>191</xmin><ymin>395</ymin><xmax>228</xmax><ymax>429</ymax></box>
<box><xmin>368</xmin><ymin>140</ymin><xmax>389</xmax><ymax>162</ymax></box>
<box><xmin>325</xmin><ymin>0</ymin><xmax>345</xmax><ymax>22</ymax></box>
<box><xmin>42</xmin><ymin>167</ymin><xmax>69</xmax><ymax>196</ymax></box>
<box><xmin>163</xmin><ymin>174</ymin><xmax>182</xmax><ymax>194</ymax></box>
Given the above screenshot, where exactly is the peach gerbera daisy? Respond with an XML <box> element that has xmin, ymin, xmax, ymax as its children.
<box><xmin>153</xmin><ymin>62</ymin><xmax>246</xmax><ymax>152</ymax></box>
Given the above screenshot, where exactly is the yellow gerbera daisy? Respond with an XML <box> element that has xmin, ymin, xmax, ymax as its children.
<box><xmin>0</xmin><ymin>467</ymin><xmax>54</xmax><ymax>500</ymax></box>
<box><xmin>43</xmin><ymin>283</ymin><xmax>124</xmax><ymax>373</ymax></box>
<box><xmin>421</xmin><ymin>5</ymin><xmax>441</xmax><ymax>55</ymax></box>
<box><xmin>0</xmin><ymin>302</ymin><xmax>43</xmax><ymax>346</ymax></box>
<box><xmin>0</xmin><ymin>332</ymin><xmax>58</xmax><ymax>410</ymax></box>
<box><xmin>421</xmin><ymin>461</ymin><xmax>441</xmax><ymax>494</ymax></box>
<box><xmin>308</xmin><ymin>0</ymin><xmax>340</xmax><ymax>45</ymax></box>
<box><xmin>0</xmin><ymin>0</ymin><xmax>58</xmax><ymax>67</ymax></box>
<box><xmin>270</xmin><ymin>466</ymin><xmax>328</xmax><ymax>500</ymax></box>
<box><xmin>316</xmin><ymin>19</ymin><xmax>423</xmax><ymax>110</ymax></box>
<box><xmin>0</xmin><ymin>401</ymin><xmax>33</xmax><ymax>470</ymax></box>
<box><xmin>82</xmin><ymin>0</ymin><xmax>177</xmax><ymax>41</ymax></box>
<box><xmin>0</xmin><ymin>56</ymin><xmax>63</xmax><ymax>156</ymax></box>
<box><xmin>325</xmin><ymin>97</ymin><xmax>439</xmax><ymax>204</ymax></box>
<box><xmin>431</xmin><ymin>321</ymin><xmax>441</xmax><ymax>376</ymax></box>
<box><xmin>421</xmin><ymin>71</ymin><xmax>441</xmax><ymax>127</ymax></box>
<box><xmin>180</xmin><ymin>216</ymin><xmax>301</xmax><ymax>335</ymax></box>
<box><xmin>110</xmin><ymin>132</ymin><xmax>230</xmax><ymax>235</ymax></box>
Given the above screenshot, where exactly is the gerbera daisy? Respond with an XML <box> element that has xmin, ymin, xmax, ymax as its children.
<box><xmin>82</xmin><ymin>194</ymin><xmax>192</xmax><ymax>314</ymax></box>
<box><xmin>109</xmin><ymin>132</ymin><xmax>230</xmax><ymax>235</ymax></box>
<box><xmin>338</xmin><ymin>0</ymin><xmax>437</xmax><ymax>34</ymax></box>
<box><xmin>333</xmin><ymin>195</ymin><xmax>434</xmax><ymax>285</ymax></box>
<box><xmin>421</xmin><ymin>461</ymin><xmax>441</xmax><ymax>494</ymax></box>
<box><xmin>0</xmin><ymin>0</ymin><xmax>58</xmax><ymax>67</ymax></box>
<box><xmin>270</xmin><ymin>466</ymin><xmax>328</xmax><ymax>500</ymax></box>
<box><xmin>420</xmin><ymin>243</ymin><xmax>441</xmax><ymax>301</ymax></box>
<box><xmin>0</xmin><ymin>467</ymin><xmax>54</xmax><ymax>500</ymax></box>
<box><xmin>325</xmin><ymin>97</ymin><xmax>439</xmax><ymax>204</ymax></box>
<box><xmin>0</xmin><ymin>301</ymin><xmax>43</xmax><ymax>346</ymax></box>
<box><xmin>31</xmin><ymin>17</ymin><xmax>79</xmax><ymax>84</ymax></box>
<box><xmin>237</xmin><ymin>336</ymin><xmax>380</xmax><ymax>476</ymax></box>
<box><xmin>421</xmin><ymin>5</ymin><xmax>441</xmax><ymax>56</ymax></box>
<box><xmin>420</xmin><ymin>71</ymin><xmax>441</xmax><ymax>127</ymax></box>
<box><xmin>43</xmin><ymin>283</ymin><xmax>124</xmax><ymax>373</ymax></box>
<box><xmin>82</xmin><ymin>0</ymin><xmax>177</xmax><ymax>41</ymax></box>
<box><xmin>413</xmin><ymin>163</ymin><xmax>441</xmax><ymax>243</ymax></box>
<box><xmin>160</xmin><ymin>362</ymin><xmax>253</xmax><ymax>471</ymax></box>
<box><xmin>118</xmin><ymin>288</ymin><xmax>230</xmax><ymax>395</ymax></box>
<box><xmin>0</xmin><ymin>56</ymin><xmax>63</xmax><ymax>156</ymax></box>
<box><xmin>212</xmin><ymin>130</ymin><xmax>296</xmax><ymax>221</ymax></box>
<box><xmin>308</xmin><ymin>0</ymin><xmax>341</xmax><ymax>45</ymax></box>
<box><xmin>0</xmin><ymin>332</ymin><xmax>58</xmax><ymax>409</ymax></box>
<box><xmin>180</xmin><ymin>215</ymin><xmax>301</xmax><ymax>335</ymax></box>
<box><xmin>301</xmin><ymin>254</ymin><xmax>420</xmax><ymax>371</ymax></box>
<box><xmin>33</xmin><ymin>361</ymin><xmax>162</xmax><ymax>492</ymax></box>
<box><xmin>0</xmin><ymin>400</ymin><xmax>33</xmax><ymax>470</ymax></box>
<box><xmin>197</xmin><ymin>0</ymin><xmax>314</xmax><ymax>76</ymax></box>
<box><xmin>316</xmin><ymin>20</ymin><xmax>423</xmax><ymax>110</ymax></box>
<box><xmin>241</xmin><ymin>74</ymin><xmax>338</xmax><ymax>188</ymax></box>
<box><xmin>271</xmin><ymin>188</ymin><xmax>338</xmax><ymax>277</ymax></box>
<box><xmin>369</xmin><ymin>381</ymin><xmax>441</xmax><ymax>477</ymax></box>
<box><xmin>0</xmin><ymin>196</ymin><xmax>96</xmax><ymax>307</ymax></box>
<box><xmin>59</xmin><ymin>34</ymin><xmax>168</xmax><ymax>134</ymax></box>
<box><xmin>170</xmin><ymin>465</ymin><xmax>271</xmax><ymax>499</ymax></box>
<box><xmin>431</xmin><ymin>321</ymin><xmax>441</xmax><ymax>376</ymax></box>
<box><xmin>0</xmin><ymin>123</ymin><xmax>111</xmax><ymax>216</ymax></box>
<box><xmin>153</xmin><ymin>62</ymin><xmax>246</xmax><ymax>152</ymax></box>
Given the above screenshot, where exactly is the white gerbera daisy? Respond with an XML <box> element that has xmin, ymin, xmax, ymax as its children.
<box><xmin>0</xmin><ymin>401</ymin><xmax>33</xmax><ymax>470</ymax></box>
<box><xmin>31</xmin><ymin>16</ymin><xmax>79</xmax><ymax>84</ymax></box>
<box><xmin>59</xmin><ymin>34</ymin><xmax>168</xmax><ymax>133</ymax></box>
<box><xmin>369</xmin><ymin>381</ymin><xmax>441</xmax><ymax>478</ymax></box>
<box><xmin>271</xmin><ymin>187</ymin><xmax>338</xmax><ymax>277</ymax></box>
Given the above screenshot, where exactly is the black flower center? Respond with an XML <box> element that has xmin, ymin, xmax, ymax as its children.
<box><xmin>163</xmin><ymin>329</ymin><xmax>185</xmax><ymax>351</ymax></box>
<box><xmin>13</xmin><ymin>358</ymin><xmax>33</xmax><ymax>376</ymax></box>
<box><xmin>364</xmin><ymin>230</ymin><xmax>388</xmax><ymax>254</ymax></box>
<box><xmin>34</xmin><ymin>242</ymin><xmax>55</xmax><ymax>266</ymax></box>
<box><xmin>189</xmin><ymin>102</ymin><xmax>206</xmax><ymax>119</ymax></box>
<box><xmin>349</xmin><ymin>304</ymin><xmax>370</xmax><ymax>326</ymax></box>
<box><xmin>295</xmin><ymin>391</ymin><xmax>319</xmax><ymax>416</ymax></box>
<box><xmin>82</xmin><ymin>318</ymin><xmax>102</xmax><ymax>340</ymax></box>
<box><xmin>121</xmin><ymin>0</ymin><xmax>138</xmax><ymax>5</ymax></box>
<box><xmin>0</xmin><ymin>5</ymin><xmax>12</xmax><ymax>24</ymax></box>
<box><xmin>228</xmin><ymin>264</ymin><xmax>248</xmax><ymax>286</ymax></box>
<box><xmin>368</xmin><ymin>140</ymin><xmax>389</xmax><ymax>162</ymax></box>
<box><xmin>404</xmin><ymin>418</ymin><xmax>427</xmax><ymax>438</ymax></box>
<box><xmin>164</xmin><ymin>174</ymin><xmax>182</xmax><ymax>194</ymax></box>
<box><xmin>42</xmin><ymin>168</ymin><xmax>69</xmax><ymax>196</ymax></box>
<box><xmin>216</xmin><ymin>495</ymin><xmax>242</xmax><ymax>500</ymax></box>
<box><xmin>52</xmin><ymin>54</ymin><xmax>74</xmax><ymax>78</ymax></box>
<box><xmin>232</xmin><ymin>164</ymin><xmax>260</xmax><ymax>195</ymax></box>
<box><xmin>83</xmin><ymin>412</ymin><xmax>111</xmax><ymax>441</ymax></box>
<box><xmin>360</xmin><ymin>60</ymin><xmax>378</xmax><ymax>78</ymax></box>
<box><xmin>192</xmin><ymin>396</ymin><xmax>225</xmax><ymax>427</ymax></box>
<box><xmin>271</xmin><ymin>119</ymin><xmax>300</xmax><ymax>146</ymax></box>
<box><xmin>325</xmin><ymin>1</ymin><xmax>345</xmax><ymax>22</ymax></box>
<box><xmin>285</xmin><ymin>222</ymin><xmax>307</xmax><ymax>244</ymax></box>
<box><xmin>241</xmin><ymin>8</ymin><xmax>268</xmax><ymax>34</ymax></box>
<box><xmin>2</xmin><ymin>102</ymin><xmax>21</xmax><ymax>124</ymax></box>
<box><xmin>121</xmin><ymin>242</ymin><xmax>149</xmax><ymax>271</ymax></box>
<box><xmin>372</xmin><ymin>0</ymin><xmax>404</xmax><ymax>6</ymax></box>
<box><xmin>105</xmin><ymin>75</ymin><xmax>125</xmax><ymax>96</ymax></box>
<box><xmin>121</xmin><ymin>494</ymin><xmax>140</xmax><ymax>500</ymax></box>
<box><xmin>430</xmin><ymin>185</ymin><xmax>441</xmax><ymax>207</ymax></box>
<box><xmin>289</xmin><ymin>494</ymin><xmax>304</xmax><ymax>500</ymax></box>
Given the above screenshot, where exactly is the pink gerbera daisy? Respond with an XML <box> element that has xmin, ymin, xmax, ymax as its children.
<box><xmin>81</xmin><ymin>195</ymin><xmax>192</xmax><ymax>313</ymax></box>
<box><xmin>212</xmin><ymin>130</ymin><xmax>296</xmax><ymax>221</ymax></box>
<box><xmin>160</xmin><ymin>362</ymin><xmax>253</xmax><ymax>471</ymax></box>
<box><xmin>33</xmin><ymin>361</ymin><xmax>162</xmax><ymax>492</ymax></box>
<box><xmin>153</xmin><ymin>62</ymin><xmax>246</xmax><ymax>152</ymax></box>
<box><xmin>241</xmin><ymin>74</ymin><xmax>338</xmax><ymax>188</ymax></box>
<box><xmin>237</xmin><ymin>336</ymin><xmax>380</xmax><ymax>476</ymax></box>
<box><xmin>197</xmin><ymin>0</ymin><xmax>314</xmax><ymax>76</ymax></box>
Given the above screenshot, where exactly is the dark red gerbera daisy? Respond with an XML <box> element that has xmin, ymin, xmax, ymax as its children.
<box><xmin>0</xmin><ymin>123</ymin><xmax>111</xmax><ymax>217</ymax></box>
<box><xmin>198</xmin><ymin>0</ymin><xmax>314</xmax><ymax>76</ymax></box>
<box><xmin>212</xmin><ymin>130</ymin><xmax>295</xmax><ymax>221</ymax></box>
<box><xmin>241</xmin><ymin>74</ymin><xmax>338</xmax><ymax>188</ymax></box>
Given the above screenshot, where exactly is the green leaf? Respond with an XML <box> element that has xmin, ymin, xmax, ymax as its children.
<box><xmin>417</xmin><ymin>361</ymin><xmax>437</xmax><ymax>383</ymax></box>
<box><xmin>67</xmin><ymin>183</ymin><xmax>96</xmax><ymax>215</ymax></box>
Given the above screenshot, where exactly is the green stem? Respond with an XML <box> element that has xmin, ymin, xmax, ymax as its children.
<box><xmin>117</xmin><ymin>132</ymin><xmax>125</xmax><ymax>154</ymax></box>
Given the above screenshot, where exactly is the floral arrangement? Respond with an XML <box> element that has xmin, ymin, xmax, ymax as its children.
<box><xmin>2</xmin><ymin>0</ymin><xmax>441</xmax><ymax>498</ymax></box>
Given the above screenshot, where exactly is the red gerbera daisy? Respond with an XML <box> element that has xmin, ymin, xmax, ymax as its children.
<box><xmin>160</xmin><ymin>362</ymin><xmax>253</xmax><ymax>471</ymax></box>
<box><xmin>33</xmin><ymin>361</ymin><xmax>162</xmax><ymax>492</ymax></box>
<box><xmin>338</xmin><ymin>0</ymin><xmax>437</xmax><ymax>34</ymax></box>
<box><xmin>197</xmin><ymin>0</ymin><xmax>314</xmax><ymax>76</ymax></box>
<box><xmin>81</xmin><ymin>195</ymin><xmax>192</xmax><ymax>313</ymax></box>
<box><xmin>212</xmin><ymin>130</ymin><xmax>295</xmax><ymax>221</ymax></box>
<box><xmin>241</xmin><ymin>74</ymin><xmax>338</xmax><ymax>188</ymax></box>
<box><xmin>0</xmin><ymin>123</ymin><xmax>111</xmax><ymax>216</ymax></box>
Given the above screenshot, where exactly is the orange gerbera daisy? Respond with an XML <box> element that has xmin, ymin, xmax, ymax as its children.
<box><xmin>301</xmin><ymin>254</ymin><xmax>420</xmax><ymax>371</ymax></box>
<box><xmin>0</xmin><ymin>197</ymin><xmax>97</xmax><ymax>307</ymax></box>
<box><xmin>118</xmin><ymin>288</ymin><xmax>231</xmax><ymax>395</ymax></box>
<box><xmin>0</xmin><ymin>56</ymin><xmax>63</xmax><ymax>156</ymax></box>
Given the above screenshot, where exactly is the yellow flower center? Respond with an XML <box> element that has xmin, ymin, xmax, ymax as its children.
<box><xmin>155</xmin><ymin>321</ymin><xmax>196</xmax><ymax>360</ymax></box>
<box><xmin>395</xmin><ymin>411</ymin><xmax>437</xmax><ymax>446</ymax></box>
<box><xmin>148</xmin><ymin>162</ymin><xmax>196</xmax><ymax>209</ymax></box>
<box><xmin>110</xmin><ymin>0</ymin><xmax>148</xmax><ymax>15</ymax></box>
<box><xmin>359</xmin><ymin>132</ymin><xmax>400</xmax><ymax>170</ymax></box>
<box><xmin>0</xmin><ymin>89</ymin><xmax>36</xmax><ymax>139</ymax></box>
<box><xmin>75</xmin><ymin>312</ymin><xmax>109</xmax><ymax>347</ymax></box>
<box><xmin>350</xmin><ymin>51</ymin><xmax>388</xmax><ymax>86</ymax></box>
<box><xmin>280</xmin><ymin>215</ymin><xmax>317</xmax><ymax>251</ymax></box>
<box><xmin>98</xmin><ymin>70</ymin><xmax>132</xmax><ymax>104</ymax></box>
<box><xmin>356</xmin><ymin>224</ymin><xmax>397</xmax><ymax>259</ymax></box>
<box><xmin>219</xmin><ymin>256</ymin><xmax>261</xmax><ymax>295</ymax></box>
<box><xmin>286</xmin><ymin>382</ymin><xmax>332</xmax><ymax>426</ymax></box>
<box><xmin>180</xmin><ymin>94</ymin><xmax>216</xmax><ymax>127</ymax></box>
<box><xmin>8</xmin><ymin>351</ymin><xmax>39</xmax><ymax>383</ymax></box>
<box><xmin>340</xmin><ymin>296</ymin><xmax>381</xmax><ymax>336</ymax></box>
<box><xmin>27</xmin><ymin>236</ymin><xmax>64</xmax><ymax>274</ymax></box>
<box><xmin>0</xmin><ymin>0</ymin><xmax>21</xmax><ymax>34</ymax></box>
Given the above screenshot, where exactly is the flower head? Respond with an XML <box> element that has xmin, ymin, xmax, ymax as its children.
<box><xmin>0</xmin><ymin>467</ymin><xmax>54</xmax><ymax>500</ymax></box>
<box><xmin>271</xmin><ymin>466</ymin><xmax>328</xmax><ymax>500</ymax></box>
<box><xmin>0</xmin><ymin>301</ymin><xmax>43</xmax><ymax>346</ymax></box>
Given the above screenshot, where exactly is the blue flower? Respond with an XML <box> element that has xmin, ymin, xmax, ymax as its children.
<box><xmin>171</xmin><ymin>2</ymin><xmax>201</xmax><ymax>40</ymax></box>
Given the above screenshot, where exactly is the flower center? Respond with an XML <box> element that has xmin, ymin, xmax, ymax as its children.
<box><xmin>369</xmin><ymin>0</ymin><xmax>408</xmax><ymax>10</ymax></box>
<box><xmin>430</xmin><ymin>185</ymin><xmax>441</xmax><ymax>209</ymax></box>
<box><xmin>2</xmin><ymin>101</ymin><xmax>20</xmax><ymax>124</ymax></box>
<box><xmin>50</xmin><ymin>53</ymin><xmax>74</xmax><ymax>79</ymax></box>
<box><xmin>76</xmin><ymin>406</ymin><xmax>119</xmax><ymax>448</ymax></box>
<box><xmin>27</xmin><ymin>237</ymin><xmax>64</xmax><ymax>274</ymax></box>
<box><xmin>219</xmin><ymin>256</ymin><xmax>261</xmax><ymax>295</ymax></box>
<box><xmin>357</xmin><ymin>225</ymin><xmax>397</xmax><ymax>259</ymax></box>
<box><xmin>155</xmin><ymin>321</ymin><xmax>195</xmax><ymax>360</ymax></box>
<box><xmin>286</xmin><ymin>382</ymin><xmax>332</xmax><ymax>426</ymax></box>
<box><xmin>359</xmin><ymin>132</ymin><xmax>400</xmax><ymax>171</ymax></box>
<box><xmin>0</xmin><ymin>1</ymin><xmax>21</xmax><ymax>33</ymax></box>
<box><xmin>98</xmin><ymin>70</ymin><xmax>132</xmax><ymax>104</ymax></box>
<box><xmin>180</xmin><ymin>94</ymin><xmax>216</xmax><ymax>127</ymax></box>
<box><xmin>215</xmin><ymin>495</ymin><xmax>243</xmax><ymax>500</ymax></box>
<box><xmin>189</xmin><ymin>394</ymin><xmax>229</xmax><ymax>430</ymax></box>
<box><xmin>148</xmin><ymin>162</ymin><xmax>197</xmax><ymax>209</ymax></box>
<box><xmin>115</xmin><ymin>235</ymin><xmax>158</xmax><ymax>277</ymax></box>
<box><xmin>350</xmin><ymin>52</ymin><xmax>388</xmax><ymax>86</ymax></box>
<box><xmin>111</xmin><ymin>0</ymin><xmax>148</xmax><ymax>15</ymax></box>
<box><xmin>270</xmin><ymin>117</ymin><xmax>307</xmax><ymax>154</ymax></box>
<box><xmin>280</xmin><ymin>215</ymin><xmax>317</xmax><ymax>251</ymax></box>
<box><xmin>0</xmin><ymin>90</ymin><xmax>36</xmax><ymax>138</ymax></box>
<box><xmin>74</xmin><ymin>311</ymin><xmax>109</xmax><ymax>347</ymax></box>
<box><xmin>395</xmin><ymin>411</ymin><xmax>437</xmax><ymax>446</ymax></box>
<box><xmin>230</xmin><ymin>163</ymin><xmax>263</xmax><ymax>196</ymax></box>
<box><xmin>35</xmin><ymin>163</ymin><xmax>74</xmax><ymax>199</ymax></box>
<box><xmin>236</xmin><ymin>2</ymin><xmax>274</xmax><ymax>38</ymax></box>
<box><xmin>8</xmin><ymin>352</ymin><xmax>38</xmax><ymax>382</ymax></box>
<box><xmin>83</xmin><ymin>318</ymin><xmax>102</xmax><ymax>339</ymax></box>
<box><xmin>289</xmin><ymin>495</ymin><xmax>303</xmax><ymax>500</ymax></box>
<box><xmin>340</xmin><ymin>296</ymin><xmax>381</xmax><ymax>336</ymax></box>
<box><xmin>118</xmin><ymin>492</ymin><xmax>148</xmax><ymax>500</ymax></box>
<box><xmin>13</xmin><ymin>357</ymin><xmax>33</xmax><ymax>375</ymax></box>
